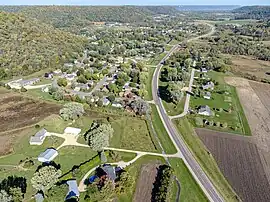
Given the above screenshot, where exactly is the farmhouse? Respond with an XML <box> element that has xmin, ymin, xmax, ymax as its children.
<box><xmin>65</xmin><ymin>180</ymin><xmax>80</xmax><ymax>201</ymax></box>
<box><xmin>198</xmin><ymin>105</ymin><xmax>212</xmax><ymax>116</ymax></box>
<box><xmin>112</xmin><ymin>102</ymin><xmax>123</xmax><ymax>108</ymax></box>
<box><xmin>38</xmin><ymin>148</ymin><xmax>58</xmax><ymax>163</ymax></box>
<box><xmin>64</xmin><ymin>127</ymin><xmax>81</xmax><ymax>135</ymax></box>
<box><xmin>203</xmin><ymin>92</ymin><xmax>211</xmax><ymax>100</ymax></box>
<box><xmin>29</xmin><ymin>128</ymin><xmax>49</xmax><ymax>145</ymax></box>
<box><xmin>200</xmin><ymin>67</ymin><xmax>208</xmax><ymax>73</ymax></box>
<box><xmin>103</xmin><ymin>97</ymin><xmax>111</xmax><ymax>106</ymax></box>
<box><xmin>202</xmin><ymin>81</ymin><xmax>214</xmax><ymax>90</ymax></box>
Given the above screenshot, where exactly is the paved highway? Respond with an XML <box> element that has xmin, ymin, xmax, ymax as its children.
<box><xmin>152</xmin><ymin>24</ymin><xmax>224</xmax><ymax>202</ymax></box>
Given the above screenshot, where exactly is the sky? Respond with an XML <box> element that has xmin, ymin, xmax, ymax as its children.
<box><xmin>1</xmin><ymin>0</ymin><xmax>270</xmax><ymax>5</ymax></box>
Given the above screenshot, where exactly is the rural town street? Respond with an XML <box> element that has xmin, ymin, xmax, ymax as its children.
<box><xmin>151</xmin><ymin>23</ymin><xmax>224</xmax><ymax>202</ymax></box>
<box><xmin>170</xmin><ymin>68</ymin><xmax>195</xmax><ymax>119</ymax></box>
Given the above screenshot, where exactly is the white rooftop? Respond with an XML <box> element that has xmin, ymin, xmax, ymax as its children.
<box><xmin>64</xmin><ymin>127</ymin><xmax>81</xmax><ymax>135</ymax></box>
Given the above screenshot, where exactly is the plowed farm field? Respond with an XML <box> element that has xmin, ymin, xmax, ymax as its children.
<box><xmin>197</xmin><ymin>128</ymin><xmax>270</xmax><ymax>202</ymax></box>
<box><xmin>133</xmin><ymin>163</ymin><xmax>160</xmax><ymax>202</ymax></box>
<box><xmin>0</xmin><ymin>91</ymin><xmax>60</xmax><ymax>154</ymax></box>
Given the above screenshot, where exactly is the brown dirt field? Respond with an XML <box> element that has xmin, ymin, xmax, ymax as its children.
<box><xmin>133</xmin><ymin>163</ymin><xmax>160</xmax><ymax>202</ymax></box>
<box><xmin>0</xmin><ymin>93</ymin><xmax>60</xmax><ymax>132</ymax></box>
<box><xmin>197</xmin><ymin>128</ymin><xmax>270</xmax><ymax>202</ymax></box>
<box><xmin>230</xmin><ymin>55</ymin><xmax>270</xmax><ymax>78</ymax></box>
<box><xmin>225</xmin><ymin>77</ymin><xmax>270</xmax><ymax>153</ymax></box>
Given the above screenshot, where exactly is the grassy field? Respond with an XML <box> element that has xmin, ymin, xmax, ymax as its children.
<box><xmin>169</xmin><ymin>158</ymin><xmax>208</xmax><ymax>202</ymax></box>
<box><xmin>147</xmin><ymin>52</ymin><xmax>166</xmax><ymax>66</ymax></box>
<box><xmin>162</xmin><ymin>97</ymin><xmax>185</xmax><ymax>116</ymax></box>
<box><xmin>145</xmin><ymin>66</ymin><xmax>155</xmax><ymax>101</ymax></box>
<box><xmin>206</xmin><ymin>19</ymin><xmax>257</xmax><ymax>25</ymax></box>
<box><xmin>173</xmin><ymin>118</ymin><xmax>238</xmax><ymax>202</ymax></box>
<box><xmin>110</xmin><ymin>117</ymin><xmax>160</xmax><ymax>152</ymax></box>
<box><xmin>190</xmin><ymin>71</ymin><xmax>251</xmax><ymax>135</ymax></box>
<box><xmin>150</xmin><ymin>104</ymin><xmax>177</xmax><ymax>154</ymax></box>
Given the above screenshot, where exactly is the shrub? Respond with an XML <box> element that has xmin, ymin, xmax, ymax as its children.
<box><xmin>194</xmin><ymin>117</ymin><xmax>203</xmax><ymax>126</ymax></box>
<box><xmin>20</xmin><ymin>87</ymin><xmax>27</xmax><ymax>92</ymax></box>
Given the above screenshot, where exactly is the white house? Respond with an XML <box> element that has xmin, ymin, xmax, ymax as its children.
<box><xmin>38</xmin><ymin>148</ymin><xmax>58</xmax><ymax>162</ymax></box>
<box><xmin>202</xmin><ymin>81</ymin><xmax>214</xmax><ymax>90</ymax></box>
<box><xmin>64</xmin><ymin>127</ymin><xmax>81</xmax><ymax>135</ymax></box>
<box><xmin>103</xmin><ymin>98</ymin><xmax>110</xmax><ymax>106</ymax></box>
<box><xmin>198</xmin><ymin>105</ymin><xmax>212</xmax><ymax>116</ymax></box>
<box><xmin>29</xmin><ymin>129</ymin><xmax>49</xmax><ymax>145</ymax></box>
<box><xmin>203</xmin><ymin>92</ymin><xmax>211</xmax><ymax>100</ymax></box>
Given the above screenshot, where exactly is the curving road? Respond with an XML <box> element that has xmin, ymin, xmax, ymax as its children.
<box><xmin>151</xmin><ymin>23</ymin><xmax>224</xmax><ymax>202</ymax></box>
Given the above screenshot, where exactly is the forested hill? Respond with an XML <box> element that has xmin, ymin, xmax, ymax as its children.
<box><xmin>0</xmin><ymin>6</ymin><xmax>179</xmax><ymax>29</ymax></box>
<box><xmin>0</xmin><ymin>12</ymin><xmax>87</xmax><ymax>80</ymax></box>
<box><xmin>233</xmin><ymin>6</ymin><xmax>270</xmax><ymax>20</ymax></box>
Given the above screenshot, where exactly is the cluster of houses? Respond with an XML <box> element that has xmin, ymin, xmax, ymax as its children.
<box><xmin>31</xmin><ymin>127</ymin><xmax>82</xmax><ymax>202</ymax></box>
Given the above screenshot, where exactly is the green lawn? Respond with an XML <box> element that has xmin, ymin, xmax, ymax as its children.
<box><xmin>147</xmin><ymin>52</ymin><xmax>166</xmax><ymax>66</ymax></box>
<box><xmin>190</xmin><ymin>71</ymin><xmax>251</xmax><ymax>135</ymax></box>
<box><xmin>145</xmin><ymin>66</ymin><xmax>155</xmax><ymax>101</ymax></box>
<box><xmin>150</xmin><ymin>104</ymin><xmax>177</xmax><ymax>154</ymax></box>
<box><xmin>110</xmin><ymin>117</ymin><xmax>159</xmax><ymax>152</ymax></box>
<box><xmin>169</xmin><ymin>158</ymin><xmax>208</xmax><ymax>202</ymax></box>
<box><xmin>162</xmin><ymin>96</ymin><xmax>185</xmax><ymax>116</ymax></box>
<box><xmin>173</xmin><ymin>118</ymin><xmax>238</xmax><ymax>202</ymax></box>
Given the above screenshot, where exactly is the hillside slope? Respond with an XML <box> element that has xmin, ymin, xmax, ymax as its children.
<box><xmin>0</xmin><ymin>6</ymin><xmax>179</xmax><ymax>31</ymax></box>
<box><xmin>233</xmin><ymin>6</ymin><xmax>270</xmax><ymax>20</ymax></box>
<box><xmin>0</xmin><ymin>12</ymin><xmax>87</xmax><ymax>80</ymax></box>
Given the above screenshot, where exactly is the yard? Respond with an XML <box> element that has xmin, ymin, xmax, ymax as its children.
<box><xmin>190</xmin><ymin>71</ymin><xmax>251</xmax><ymax>135</ymax></box>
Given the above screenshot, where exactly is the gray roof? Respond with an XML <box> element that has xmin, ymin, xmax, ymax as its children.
<box><xmin>35</xmin><ymin>193</ymin><xmax>44</xmax><ymax>202</ymax></box>
<box><xmin>198</xmin><ymin>105</ymin><xmax>211</xmax><ymax>114</ymax></box>
<box><xmin>38</xmin><ymin>149</ymin><xmax>58</xmax><ymax>161</ymax></box>
<box><xmin>66</xmin><ymin>180</ymin><xmax>79</xmax><ymax>201</ymax></box>
<box><xmin>18</xmin><ymin>78</ymin><xmax>40</xmax><ymax>86</ymax></box>
<box><xmin>202</xmin><ymin>81</ymin><xmax>214</xmax><ymax>89</ymax></box>
<box><xmin>30</xmin><ymin>136</ymin><xmax>43</xmax><ymax>143</ymax></box>
<box><xmin>102</xmin><ymin>165</ymin><xmax>116</xmax><ymax>181</ymax></box>
<box><xmin>35</xmin><ymin>128</ymin><xmax>47</xmax><ymax>138</ymax></box>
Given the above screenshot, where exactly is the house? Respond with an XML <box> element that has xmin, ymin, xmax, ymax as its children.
<box><xmin>112</xmin><ymin>102</ymin><xmax>123</xmax><ymax>108</ymax></box>
<box><xmin>12</xmin><ymin>78</ymin><xmax>40</xmax><ymax>87</ymax></box>
<box><xmin>200</xmin><ymin>67</ymin><xmax>208</xmax><ymax>73</ymax></box>
<box><xmin>101</xmin><ymin>86</ymin><xmax>109</xmax><ymax>93</ymax></box>
<box><xmin>44</xmin><ymin>72</ymin><xmax>53</xmax><ymax>79</ymax></box>
<box><xmin>203</xmin><ymin>92</ymin><xmax>211</xmax><ymax>100</ymax></box>
<box><xmin>202</xmin><ymin>81</ymin><xmax>214</xmax><ymax>90</ymax></box>
<box><xmin>29</xmin><ymin>129</ymin><xmax>48</xmax><ymax>145</ymax></box>
<box><xmin>87</xmin><ymin>80</ymin><xmax>94</xmax><ymax>86</ymax></box>
<box><xmin>101</xmin><ymin>164</ymin><xmax>117</xmax><ymax>181</ymax></box>
<box><xmin>38</xmin><ymin>148</ymin><xmax>58</xmax><ymax>163</ymax></box>
<box><xmin>102</xmin><ymin>98</ymin><xmax>110</xmax><ymax>106</ymax></box>
<box><xmin>66</xmin><ymin>74</ymin><xmax>76</xmax><ymax>81</ymax></box>
<box><xmin>75</xmin><ymin>83</ymin><xmax>90</xmax><ymax>91</ymax></box>
<box><xmin>53</xmin><ymin>69</ymin><xmax>62</xmax><ymax>75</ymax></box>
<box><xmin>34</xmin><ymin>193</ymin><xmax>44</xmax><ymax>202</ymax></box>
<box><xmin>198</xmin><ymin>105</ymin><xmax>212</xmax><ymax>116</ymax></box>
<box><xmin>65</xmin><ymin>180</ymin><xmax>80</xmax><ymax>201</ymax></box>
<box><xmin>64</xmin><ymin>127</ymin><xmax>81</xmax><ymax>135</ymax></box>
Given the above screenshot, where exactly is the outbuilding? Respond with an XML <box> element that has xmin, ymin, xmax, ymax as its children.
<box><xmin>38</xmin><ymin>148</ymin><xmax>58</xmax><ymax>163</ymax></box>
<box><xmin>64</xmin><ymin>127</ymin><xmax>81</xmax><ymax>135</ymax></box>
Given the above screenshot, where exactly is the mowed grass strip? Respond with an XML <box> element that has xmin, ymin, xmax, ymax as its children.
<box><xmin>173</xmin><ymin>118</ymin><xmax>238</xmax><ymax>202</ymax></box>
<box><xmin>150</xmin><ymin>104</ymin><xmax>177</xmax><ymax>154</ymax></box>
<box><xmin>169</xmin><ymin>158</ymin><xmax>208</xmax><ymax>202</ymax></box>
<box><xmin>145</xmin><ymin>66</ymin><xmax>155</xmax><ymax>101</ymax></box>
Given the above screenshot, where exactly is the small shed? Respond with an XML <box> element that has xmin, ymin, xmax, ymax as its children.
<box><xmin>64</xmin><ymin>127</ymin><xmax>81</xmax><ymax>135</ymax></box>
<box><xmin>65</xmin><ymin>180</ymin><xmax>80</xmax><ymax>201</ymax></box>
<box><xmin>203</xmin><ymin>92</ymin><xmax>211</xmax><ymax>100</ymax></box>
<box><xmin>102</xmin><ymin>98</ymin><xmax>110</xmax><ymax>106</ymax></box>
<box><xmin>38</xmin><ymin>148</ymin><xmax>58</xmax><ymax>163</ymax></box>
